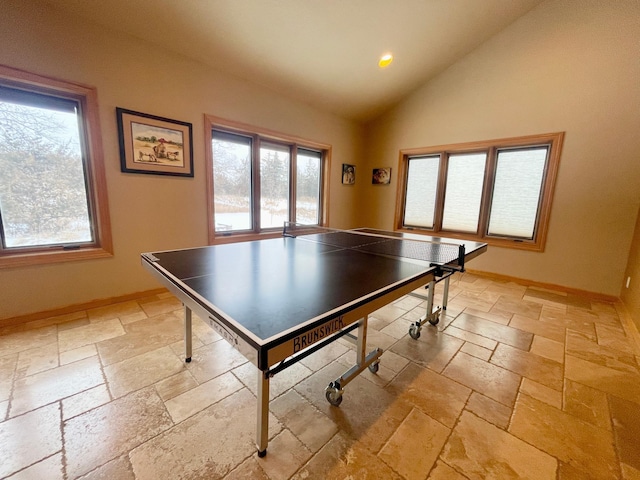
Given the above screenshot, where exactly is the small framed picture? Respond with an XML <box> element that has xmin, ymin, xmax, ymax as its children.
<box><xmin>117</xmin><ymin>107</ymin><xmax>194</xmax><ymax>177</ymax></box>
<box><xmin>342</xmin><ymin>163</ymin><xmax>356</xmax><ymax>184</ymax></box>
<box><xmin>372</xmin><ymin>167</ymin><xmax>391</xmax><ymax>185</ymax></box>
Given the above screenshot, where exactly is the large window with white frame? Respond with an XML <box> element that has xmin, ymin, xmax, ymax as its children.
<box><xmin>397</xmin><ymin>132</ymin><xmax>564</xmax><ymax>251</ymax></box>
<box><xmin>206</xmin><ymin>116</ymin><xmax>329</xmax><ymax>240</ymax></box>
<box><xmin>0</xmin><ymin>65</ymin><xmax>112</xmax><ymax>267</ymax></box>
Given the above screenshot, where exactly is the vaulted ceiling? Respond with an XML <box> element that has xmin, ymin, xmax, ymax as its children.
<box><xmin>41</xmin><ymin>0</ymin><xmax>544</xmax><ymax>122</ymax></box>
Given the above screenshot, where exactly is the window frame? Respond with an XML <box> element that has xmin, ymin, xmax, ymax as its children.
<box><xmin>0</xmin><ymin>64</ymin><xmax>112</xmax><ymax>268</ymax></box>
<box><xmin>205</xmin><ymin>115</ymin><xmax>331</xmax><ymax>244</ymax></box>
<box><xmin>395</xmin><ymin>132</ymin><xmax>564</xmax><ymax>251</ymax></box>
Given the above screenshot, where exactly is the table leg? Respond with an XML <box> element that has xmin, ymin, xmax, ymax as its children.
<box><xmin>442</xmin><ymin>275</ymin><xmax>451</xmax><ymax>310</ymax></box>
<box><xmin>184</xmin><ymin>306</ymin><xmax>192</xmax><ymax>363</ymax></box>
<box><xmin>256</xmin><ymin>370</ymin><xmax>270</xmax><ymax>457</ymax></box>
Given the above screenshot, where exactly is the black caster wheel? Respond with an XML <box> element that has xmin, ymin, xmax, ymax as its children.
<box><xmin>409</xmin><ymin>324</ymin><xmax>421</xmax><ymax>339</ymax></box>
<box><xmin>325</xmin><ymin>382</ymin><xmax>343</xmax><ymax>406</ymax></box>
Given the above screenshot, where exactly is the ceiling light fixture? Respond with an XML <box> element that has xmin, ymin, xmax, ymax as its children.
<box><xmin>378</xmin><ymin>53</ymin><xmax>393</xmax><ymax>68</ymax></box>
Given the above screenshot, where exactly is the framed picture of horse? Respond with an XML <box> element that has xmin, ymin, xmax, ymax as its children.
<box><xmin>117</xmin><ymin>108</ymin><xmax>193</xmax><ymax>177</ymax></box>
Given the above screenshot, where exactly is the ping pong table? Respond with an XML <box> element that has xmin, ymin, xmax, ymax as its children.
<box><xmin>141</xmin><ymin>223</ymin><xmax>486</xmax><ymax>456</ymax></box>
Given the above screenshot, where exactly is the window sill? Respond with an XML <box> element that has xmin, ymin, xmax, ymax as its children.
<box><xmin>0</xmin><ymin>246</ymin><xmax>113</xmax><ymax>269</ymax></box>
<box><xmin>211</xmin><ymin>230</ymin><xmax>284</xmax><ymax>245</ymax></box>
<box><xmin>397</xmin><ymin>228</ymin><xmax>544</xmax><ymax>252</ymax></box>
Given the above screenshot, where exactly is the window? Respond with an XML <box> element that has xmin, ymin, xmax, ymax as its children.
<box><xmin>397</xmin><ymin>133</ymin><xmax>563</xmax><ymax>251</ymax></box>
<box><xmin>206</xmin><ymin>116</ymin><xmax>329</xmax><ymax>240</ymax></box>
<box><xmin>0</xmin><ymin>65</ymin><xmax>112</xmax><ymax>267</ymax></box>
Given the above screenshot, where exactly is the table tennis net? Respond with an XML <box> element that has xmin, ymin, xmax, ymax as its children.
<box><xmin>283</xmin><ymin>223</ymin><xmax>464</xmax><ymax>266</ymax></box>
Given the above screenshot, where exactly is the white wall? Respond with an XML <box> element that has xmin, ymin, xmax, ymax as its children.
<box><xmin>0</xmin><ymin>0</ymin><xmax>364</xmax><ymax>320</ymax></box>
<box><xmin>362</xmin><ymin>0</ymin><xmax>640</xmax><ymax>296</ymax></box>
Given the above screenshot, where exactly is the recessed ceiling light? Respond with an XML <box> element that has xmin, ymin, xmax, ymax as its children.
<box><xmin>378</xmin><ymin>53</ymin><xmax>393</xmax><ymax>68</ymax></box>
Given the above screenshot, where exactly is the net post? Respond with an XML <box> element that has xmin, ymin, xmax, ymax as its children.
<box><xmin>458</xmin><ymin>244</ymin><xmax>466</xmax><ymax>271</ymax></box>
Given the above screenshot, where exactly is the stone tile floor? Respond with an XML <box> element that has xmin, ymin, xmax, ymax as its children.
<box><xmin>1</xmin><ymin>273</ymin><xmax>640</xmax><ymax>479</ymax></box>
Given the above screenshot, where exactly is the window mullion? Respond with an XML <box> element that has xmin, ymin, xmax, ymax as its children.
<box><xmin>290</xmin><ymin>145</ymin><xmax>297</xmax><ymax>224</ymax></box>
<box><xmin>433</xmin><ymin>153</ymin><xmax>447</xmax><ymax>232</ymax></box>
<box><xmin>478</xmin><ymin>147</ymin><xmax>497</xmax><ymax>238</ymax></box>
<box><xmin>252</xmin><ymin>135</ymin><xmax>261</xmax><ymax>233</ymax></box>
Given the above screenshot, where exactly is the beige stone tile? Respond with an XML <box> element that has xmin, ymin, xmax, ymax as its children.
<box><xmin>564</xmin><ymin>354</ymin><xmax>640</xmax><ymax>405</ymax></box>
<box><xmin>622</xmin><ymin>463</ymin><xmax>640</xmax><ymax>480</ymax></box>
<box><xmin>520</xmin><ymin>378</ymin><xmax>562</xmax><ymax>409</ymax></box>
<box><xmin>390</xmin><ymin>330</ymin><xmax>463</xmax><ymax>373</ymax></box>
<box><xmin>509</xmin><ymin>314</ymin><xmax>566</xmax><ymax>343</ymax></box>
<box><xmin>445</xmin><ymin>325</ymin><xmax>498</xmax><ymax>350</ymax></box>
<box><xmin>7</xmin><ymin>452</ymin><xmax>63</xmax><ymax>480</ymax></box>
<box><xmin>294</xmin><ymin>362</ymin><xmax>412</xmax><ymax>453</ymax></box>
<box><xmin>540</xmin><ymin>305</ymin><xmax>595</xmax><ymax>336</ymax></box>
<box><xmin>530</xmin><ymin>335</ymin><xmax>564</xmax><ymax>363</ymax></box>
<box><xmin>0</xmin><ymin>354</ymin><xmax>16</xmax><ymax>402</ymax></box>
<box><xmin>270</xmin><ymin>389</ymin><xmax>338</xmax><ymax>453</ymax></box>
<box><xmin>428</xmin><ymin>460</ymin><xmax>469</xmax><ymax>479</ymax></box>
<box><xmin>154</xmin><ymin>370</ymin><xmax>198</xmax><ymax>401</ymax></box>
<box><xmin>165</xmin><ymin>371</ymin><xmax>243</xmax><ymax>423</ymax></box>
<box><xmin>10</xmin><ymin>356</ymin><xmax>103</xmax><ymax>417</ymax></box>
<box><xmin>232</xmin><ymin>362</ymin><xmax>313</xmax><ymax>399</ymax></box>
<box><xmin>76</xmin><ymin>455</ymin><xmax>135</xmax><ymax>480</ymax></box>
<box><xmin>610</xmin><ymin>395</ymin><xmax>640</xmax><ymax>472</ymax></box>
<box><xmin>87</xmin><ymin>300</ymin><xmax>143</xmax><ymax>322</ymax></box>
<box><xmin>97</xmin><ymin>312</ymin><xmax>184</xmax><ymax>366</ymax></box>
<box><xmin>118</xmin><ymin>310</ymin><xmax>149</xmax><ymax>325</ymax></box>
<box><xmin>299</xmin><ymin>340</ymin><xmax>350</xmax><ymax>372</ymax></box>
<box><xmin>59</xmin><ymin>344</ymin><xmax>97</xmax><ymax>365</ymax></box>
<box><xmin>442</xmin><ymin>411</ymin><xmax>556</xmax><ymax>479</ymax></box>
<box><xmin>0</xmin><ymin>325</ymin><xmax>57</xmax><ymax>357</ymax></box>
<box><xmin>291</xmin><ymin>431</ymin><xmax>402</xmax><ymax>479</ymax></box>
<box><xmin>16</xmin><ymin>341</ymin><xmax>59</xmax><ymax>378</ymax></box>
<box><xmin>0</xmin><ymin>400</ymin><xmax>8</xmax><ymax>421</ymax></box>
<box><xmin>492</xmin><ymin>295</ymin><xmax>543</xmax><ymax>320</ymax></box>
<box><xmin>448</xmin><ymin>291</ymin><xmax>497</xmax><ymax>313</ymax></box>
<box><xmin>58</xmin><ymin>318</ymin><xmax>124</xmax><ymax>353</ymax></box>
<box><xmin>379</xmin><ymin>316</ymin><xmax>414</xmax><ymax>339</ymax></box>
<box><xmin>191</xmin><ymin>314</ymin><xmax>223</xmax><ymax>345</ymax></box>
<box><xmin>65</xmin><ymin>387</ymin><xmax>173</xmax><ymax>479</ymax></box>
<box><xmin>139</xmin><ymin>296</ymin><xmax>183</xmax><ymax>318</ymax></box>
<box><xmin>484</xmin><ymin>281</ymin><xmax>528</xmax><ymax>299</ymax></box>
<box><xmin>566</xmin><ymin>330</ymin><xmax>638</xmax><ymax>374</ymax></box>
<box><xmin>376</xmin><ymin>349</ymin><xmax>410</xmax><ymax>373</ymax></box>
<box><xmin>184</xmin><ymin>339</ymin><xmax>248</xmax><ymax>384</ymax></box>
<box><xmin>371</xmin><ymin>303</ymin><xmax>407</xmax><ymax>323</ymax></box>
<box><xmin>104</xmin><ymin>346</ymin><xmax>185</xmax><ymax>399</ymax></box>
<box><xmin>452</xmin><ymin>313</ymin><xmax>533</xmax><ymax>350</ymax></box>
<box><xmin>359</xmin><ymin>327</ymin><xmax>399</xmax><ymax>350</ymax></box>
<box><xmin>465</xmin><ymin>392</ymin><xmax>512</xmax><ymax>429</ymax></box>
<box><xmin>463</xmin><ymin>307</ymin><xmax>512</xmax><ymax>325</ymax></box>
<box><xmin>129</xmin><ymin>388</ymin><xmax>281</xmax><ymax>480</ymax></box>
<box><xmin>335</xmin><ymin>350</ymin><xmax>397</xmax><ymax>388</ymax></box>
<box><xmin>256</xmin><ymin>429</ymin><xmax>312</xmax><ymax>480</ymax></box>
<box><xmin>491</xmin><ymin>343</ymin><xmax>563</xmax><ymax>391</ymax></box>
<box><xmin>460</xmin><ymin>341</ymin><xmax>493</xmax><ymax>361</ymax></box>
<box><xmin>596</xmin><ymin>323</ymin><xmax>638</xmax><ymax>356</ymax></box>
<box><xmin>225</xmin><ymin>457</ymin><xmax>270</xmax><ymax>480</ymax></box>
<box><xmin>563</xmin><ymin>379</ymin><xmax>611</xmax><ymax>431</ymax></box>
<box><xmin>26</xmin><ymin>310</ymin><xmax>87</xmax><ymax>331</ymax></box>
<box><xmin>510</xmin><ymin>393</ymin><xmax>619</xmax><ymax>479</ymax></box>
<box><xmin>379</xmin><ymin>408</ymin><xmax>450</xmax><ymax>480</ymax></box>
<box><xmin>0</xmin><ymin>403</ymin><xmax>62</xmax><ymax>478</ymax></box>
<box><xmin>62</xmin><ymin>383</ymin><xmax>111</xmax><ymax>420</ymax></box>
<box><xmin>443</xmin><ymin>351</ymin><xmax>521</xmax><ymax>407</ymax></box>
<box><xmin>393</xmin><ymin>294</ymin><xmax>424</xmax><ymax>311</ymax></box>
<box><xmin>387</xmin><ymin>362</ymin><xmax>470</xmax><ymax>428</ymax></box>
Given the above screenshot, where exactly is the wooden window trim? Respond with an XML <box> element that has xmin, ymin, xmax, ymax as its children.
<box><xmin>0</xmin><ymin>65</ymin><xmax>112</xmax><ymax>269</ymax></box>
<box><xmin>395</xmin><ymin>132</ymin><xmax>564</xmax><ymax>252</ymax></box>
<box><xmin>204</xmin><ymin>114</ymin><xmax>331</xmax><ymax>244</ymax></box>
